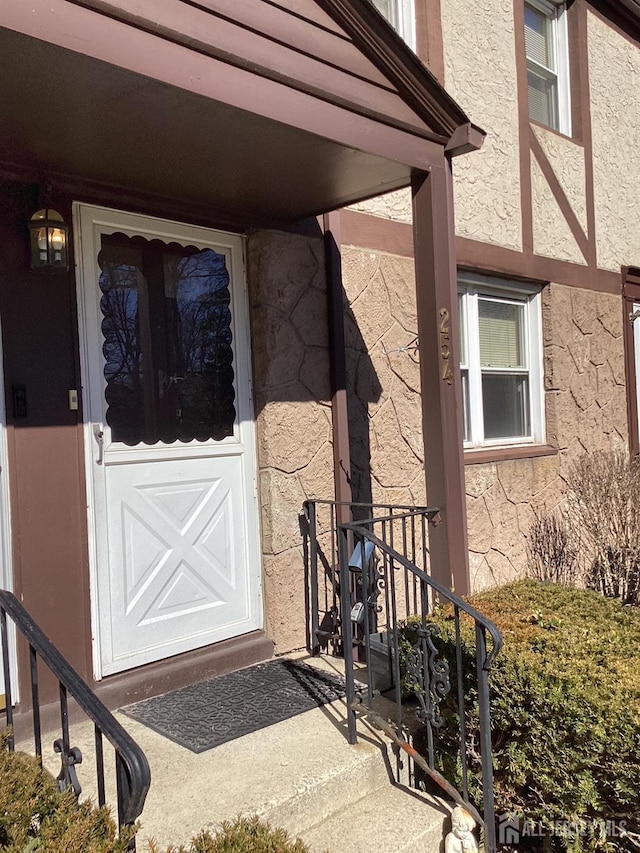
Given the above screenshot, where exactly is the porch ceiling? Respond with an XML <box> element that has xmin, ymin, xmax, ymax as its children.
<box><xmin>0</xmin><ymin>27</ymin><xmax>417</xmax><ymax>229</ymax></box>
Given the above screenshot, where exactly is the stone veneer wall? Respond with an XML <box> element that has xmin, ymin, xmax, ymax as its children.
<box><xmin>247</xmin><ymin>230</ymin><xmax>334</xmax><ymax>653</ymax></box>
<box><xmin>467</xmin><ymin>285</ymin><xmax>627</xmax><ymax>588</ymax></box>
<box><xmin>342</xmin><ymin>245</ymin><xmax>427</xmax><ymax>507</ymax></box>
<box><xmin>246</xmin><ymin>232</ymin><xmax>628</xmax><ymax>650</ymax></box>
<box><xmin>342</xmin><ymin>244</ymin><xmax>628</xmax><ymax>590</ymax></box>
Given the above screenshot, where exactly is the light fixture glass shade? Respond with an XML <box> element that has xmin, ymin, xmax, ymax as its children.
<box><xmin>28</xmin><ymin>208</ymin><xmax>69</xmax><ymax>270</ymax></box>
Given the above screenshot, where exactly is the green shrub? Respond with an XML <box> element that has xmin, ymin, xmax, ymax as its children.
<box><xmin>0</xmin><ymin>731</ymin><xmax>135</xmax><ymax>852</ymax></box>
<box><xmin>149</xmin><ymin>816</ymin><xmax>313</xmax><ymax>853</ymax></box>
<box><xmin>401</xmin><ymin>581</ymin><xmax>640</xmax><ymax>851</ymax></box>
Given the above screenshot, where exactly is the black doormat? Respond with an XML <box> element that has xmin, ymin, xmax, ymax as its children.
<box><xmin>121</xmin><ymin>659</ymin><xmax>346</xmax><ymax>753</ymax></box>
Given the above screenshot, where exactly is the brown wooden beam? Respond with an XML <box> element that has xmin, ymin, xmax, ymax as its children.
<box><xmin>412</xmin><ymin>163</ymin><xmax>470</xmax><ymax>596</ymax></box>
<box><xmin>323</xmin><ymin>211</ymin><xmax>352</xmax><ymax>525</ymax></box>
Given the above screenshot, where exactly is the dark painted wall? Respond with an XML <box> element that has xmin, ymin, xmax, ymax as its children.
<box><xmin>0</xmin><ymin>181</ymin><xmax>92</xmax><ymax>698</ymax></box>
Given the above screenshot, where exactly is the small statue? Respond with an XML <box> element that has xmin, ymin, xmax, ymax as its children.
<box><xmin>445</xmin><ymin>806</ymin><xmax>478</xmax><ymax>853</ymax></box>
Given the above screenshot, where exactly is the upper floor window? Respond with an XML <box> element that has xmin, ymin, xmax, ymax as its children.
<box><xmin>524</xmin><ymin>0</ymin><xmax>571</xmax><ymax>135</ymax></box>
<box><xmin>370</xmin><ymin>0</ymin><xmax>416</xmax><ymax>51</ymax></box>
<box><xmin>459</xmin><ymin>274</ymin><xmax>545</xmax><ymax>449</ymax></box>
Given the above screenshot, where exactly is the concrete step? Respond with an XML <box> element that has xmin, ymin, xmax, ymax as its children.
<box><xmin>127</xmin><ymin>704</ymin><xmax>394</xmax><ymax>848</ymax></box>
<box><xmin>13</xmin><ymin>654</ymin><xmax>451</xmax><ymax>853</ymax></box>
<box><xmin>301</xmin><ymin>783</ymin><xmax>448</xmax><ymax>853</ymax></box>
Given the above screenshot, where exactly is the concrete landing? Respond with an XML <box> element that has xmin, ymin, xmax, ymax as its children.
<box><xmin>14</xmin><ymin>654</ymin><xmax>451</xmax><ymax>852</ymax></box>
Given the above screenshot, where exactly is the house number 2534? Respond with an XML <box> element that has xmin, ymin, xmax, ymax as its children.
<box><xmin>439</xmin><ymin>308</ymin><xmax>453</xmax><ymax>385</ymax></box>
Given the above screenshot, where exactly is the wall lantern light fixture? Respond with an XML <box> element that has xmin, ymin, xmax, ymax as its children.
<box><xmin>28</xmin><ymin>208</ymin><xmax>69</xmax><ymax>271</ymax></box>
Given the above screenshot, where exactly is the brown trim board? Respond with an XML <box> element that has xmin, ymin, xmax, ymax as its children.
<box><xmin>340</xmin><ymin>209</ymin><xmax>621</xmax><ymax>293</ymax></box>
<box><xmin>457</xmin><ymin>237</ymin><xmax>619</xmax><ymax>293</ymax></box>
<box><xmin>323</xmin><ymin>211</ymin><xmax>353</xmax><ymax>523</ymax></box>
<box><xmin>341</xmin><ymin>208</ymin><xmax>414</xmax><ymax>255</ymax></box>
<box><xmin>513</xmin><ymin>0</ymin><xmax>534</xmax><ymax>255</ymax></box>
<box><xmin>412</xmin><ymin>163</ymin><xmax>470</xmax><ymax>596</ymax></box>
<box><xmin>623</xmin><ymin>292</ymin><xmax>639</xmax><ymax>456</ymax></box>
<box><xmin>315</xmin><ymin>0</ymin><xmax>476</xmax><ymax>139</ymax></box>
<box><xmin>623</xmin><ymin>267</ymin><xmax>640</xmax><ymax>456</ymax></box>
<box><xmin>464</xmin><ymin>444</ymin><xmax>557</xmax><ymax>466</ymax></box>
<box><xmin>415</xmin><ymin>0</ymin><xmax>445</xmax><ymax>84</ymax></box>
<box><xmin>568</xmin><ymin>0</ymin><xmax>586</xmax><ymax>145</ymax></box>
<box><xmin>577</xmin><ymin>0</ymin><xmax>598</xmax><ymax>270</ymax></box>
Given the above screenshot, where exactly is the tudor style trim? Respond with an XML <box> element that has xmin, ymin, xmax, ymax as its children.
<box><xmin>339</xmin><ymin>208</ymin><xmax>622</xmax><ymax>294</ymax></box>
<box><xmin>622</xmin><ymin>266</ymin><xmax>640</xmax><ymax>456</ymax></box>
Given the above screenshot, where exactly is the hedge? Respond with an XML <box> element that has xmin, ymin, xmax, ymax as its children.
<box><xmin>403</xmin><ymin>580</ymin><xmax>640</xmax><ymax>851</ymax></box>
<box><xmin>0</xmin><ymin>730</ymin><xmax>135</xmax><ymax>852</ymax></box>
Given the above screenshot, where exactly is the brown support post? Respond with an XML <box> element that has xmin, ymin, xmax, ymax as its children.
<box><xmin>412</xmin><ymin>162</ymin><xmax>470</xmax><ymax>596</ymax></box>
<box><xmin>323</xmin><ymin>211</ymin><xmax>352</xmax><ymax>526</ymax></box>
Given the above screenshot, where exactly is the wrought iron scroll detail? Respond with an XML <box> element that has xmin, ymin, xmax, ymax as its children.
<box><xmin>53</xmin><ymin>739</ymin><xmax>83</xmax><ymax>798</ymax></box>
<box><xmin>405</xmin><ymin>624</ymin><xmax>451</xmax><ymax>728</ymax></box>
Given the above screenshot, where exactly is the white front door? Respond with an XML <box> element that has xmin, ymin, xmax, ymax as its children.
<box><xmin>74</xmin><ymin>204</ymin><xmax>262</xmax><ymax>678</ymax></box>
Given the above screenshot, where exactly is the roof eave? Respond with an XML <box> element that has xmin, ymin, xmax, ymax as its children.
<box><xmin>319</xmin><ymin>0</ymin><xmax>485</xmax><ymax>142</ymax></box>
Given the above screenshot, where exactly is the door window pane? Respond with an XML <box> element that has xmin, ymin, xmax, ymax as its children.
<box><xmin>98</xmin><ymin>234</ymin><xmax>236</xmax><ymax>445</ymax></box>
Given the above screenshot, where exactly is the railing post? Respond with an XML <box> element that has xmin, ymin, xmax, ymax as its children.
<box><xmin>476</xmin><ymin>623</ymin><xmax>497</xmax><ymax>853</ymax></box>
<box><xmin>116</xmin><ymin>753</ymin><xmax>137</xmax><ymax>851</ymax></box>
<box><xmin>308</xmin><ymin>502</ymin><xmax>320</xmax><ymax>656</ymax></box>
<box><xmin>0</xmin><ymin>589</ymin><xmax>150</xmax><ymax>838</ymax></box>
<box><xmin>339</xmin><ymin>525</ymin><xmax>357</xmax><ymax>744</ymax></box>
<box><xmin>1</xmin><ymin>607</ymin><xmax>14</xmax><ymax>750</ymax></box>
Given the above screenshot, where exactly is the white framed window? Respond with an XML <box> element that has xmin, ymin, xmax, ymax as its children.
<box><xmin>370</xmin><ymin>0</ymin><xmax>416</xmax><ymax>51</ymax></box>
<box><xmin>458</xmin><ymin>274</ymin><xmax>545</xmax><ymax>449</ymax></box>
<box><xmin>524</xmin><ymin>0</ymin><xmax>571</xmax><ymax>135</ymax></box>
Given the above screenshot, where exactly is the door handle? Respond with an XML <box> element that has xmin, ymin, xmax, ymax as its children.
<box><xmin>92</xmin><ymin>425</ymin><xmax>104</xmax><ymax>465</ymax></box>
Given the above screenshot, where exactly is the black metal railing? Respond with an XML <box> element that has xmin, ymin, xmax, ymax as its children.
<box><xmin>303</xmin><ymin>501</ymin><xmax>503</xmax><ymax>853</ymax></box>
<box><xmin>0</xmin><ymin>589</ymin><xmax>150</xmax><ymax>849</ymax></box>
<box><xmin>302</xmin><ymin>500</ymin><xmax>439</xmax><ymax>656</ymax></box>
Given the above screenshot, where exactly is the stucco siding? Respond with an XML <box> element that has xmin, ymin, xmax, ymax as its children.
<box><xmin>441</xmin><ymin>0</ymin><xmax>522</xmax><ymax>250</ymax></box>
<box><xmin>532</xmin><ymin>125</ymin><xmax>588</xmax><ymax>235</ymax></box>
<box><xmin>531</xmin><ymin>155</ymin><xmax>587</xmax><ymax>264</ymax></box>
<box><xmin>588</xmin><ymin>11</ymin><xmax>640</xmax><ymax>271</ymax></box>
<box><xmin>348</xmin><ymin>188</ymin><xmax>413</xmax><ymax>223</ymax></box>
